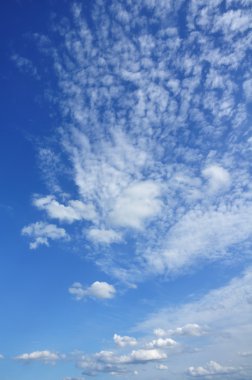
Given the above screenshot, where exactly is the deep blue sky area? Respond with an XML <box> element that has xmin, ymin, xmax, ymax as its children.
<box><xmin>0</xmin><ymin>1</ymin><xmax>252</xmax><ymax>380</ymax></box>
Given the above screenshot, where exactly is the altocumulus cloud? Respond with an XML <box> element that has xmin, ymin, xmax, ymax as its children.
<box><xmin>20</xmin><ymin>0</ymin><xmax>252</xmax><ymax>284</ymax></box>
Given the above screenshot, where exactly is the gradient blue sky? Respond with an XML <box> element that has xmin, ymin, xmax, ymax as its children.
<box><xmin>1</xmin><ymin>0</ymin><xmax>252</xmax><ymax>379</ymax></box>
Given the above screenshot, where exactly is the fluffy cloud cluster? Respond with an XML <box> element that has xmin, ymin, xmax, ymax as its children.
<box><xmin>146</xmin><ymin>337</ymin><xmax>177</xmax><ymax>349</ymax></box>
<box><xmin>187</xmin><ymin>361</ymin><xmax>236</xmax><ymax>377</ymax></box>
<box><xmin>113</xmin><ymin>334</ymin><xmax>137</xmax><ymax>348</ymax></box>
<box><xmin>21</xmin><ymin>221</ymin><xmax>68</xmax><ymax>249</ymax></box>
<box><xmin>69</xmin><ymin>281</ymin><xmax>116</xmax><ymax>300</ymax></box>
<box><xmin>78</xmin><ymin>348</ymin><xmax>167</xmax><ymax>376</ymax></box>
<box><xmin>33</xmin><ymin>196</ymin><xmax>97</xmax><ymax>223</ymax></box>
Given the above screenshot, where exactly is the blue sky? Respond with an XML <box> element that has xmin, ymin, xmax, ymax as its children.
<box><xmin>0</xmin><ymin>0</ymin><xmax>252</xmax><ymax>379</ymax></box>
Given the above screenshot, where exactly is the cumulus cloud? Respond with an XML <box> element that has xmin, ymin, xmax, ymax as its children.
<box><xmin>15</xmin><ymin>350</ymin><xmax>61</xmax><ymax>364</ymax></box>
<box><xmin>129</xmin><ymin>349</ymin><xmax>166</xmax><ymax>363</ymax></box>
<box><xmin>33</xmin><ymin>195</ymin><xmax>97</xmax><ymax>223</ymax></box>
<box><xmin>21</xmin><ymin>221</ymin><xmax>68</xmax><ymax>249</ymax></box>
<box><xmin>69</xmin><ymin>281</ymin><xmax>116</xmax><ymax>300</ymax></box>
<box><xmin>187</xmin><ymin>360</ymin><xmax>237</xmax><ymax>377</ymax></box>
<box><xmin>146</xmin><ymin>338</ymin><xmax>177</xmax><ymax>349</ymax></box>
<box><xmin>136</xmin><ymin>268</ymin><xmax>252</xmax><ymax>378</ymax></box>
<box><xmin>113</xmin><ymin>334</ymin><xmax>137</xmax><ymax>347</ymax></box>
<box><xmin>87</xmin><ymin>228</ymin><xmax>122</xmax><ymax>244</ymax></box>
<box><xmin>78</xmin><ymin>348</ymin><xmax>166</xmax><ymax>376</ymax></box>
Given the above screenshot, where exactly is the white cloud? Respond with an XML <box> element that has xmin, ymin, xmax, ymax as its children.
<box><xmin>202</xmin><ymin>165</ymin><xmax>231</xmax><ymax>194</ymax></box>
<box><xmin>145</xmin><ymin>203</ymin><xmax>252</xmax><ymax>273</ymax></box>
<box><xmin>146</xmin><ymin>338</ymin><xmax>177</xmax><ymax>348</ymax></box>
<box><xmin>136</xmin><ymin>269</ymin><xmax>252</xmax><ymax>378</ymax></box>
<box><xmin>129</xmin><ymin>349</ymin><xmax>166</xmax><ymax>363</ymax></box>
<box><xmin>21</xmin><ymin>221</ymin><xmax>68</xmax><ymax>249</ymax></box>
<box><xmin>109</xmin><ymin>181</ymin><xmax>162</xmax><ymax>230</ymax></box>
<box><xmin>69</xmin><ymin>281</ymin><xmax>116</xmax><ymax>300</ymax></box>
<box><xmin>214</xmin><ymin>9</ymin><xmax>251</xmax><ymax>34</ymax></box>
<box><xmin>33</xmin><ymin>195</ymin><xmax>97</xmax><ymax>223</ymax></box>
<box><xmin>0</xmin><ymin>354</ymin><xmax>4</xmax><ymax>360</ymax></box>
<box><xmin>15</xmin><ymin>350</ymin><xmax>61</xmax><ymax>364</ymax></box>
<box><xmin>11</xmin><ymin>53</ymin><xmax>39</xmax><ymax>79</ymax></box>
<box><xmin>243</xmin><ymin>79</ymin><xmax>252</xmax><ymax>101</ymax></box>
<box><xmin>113</xmin><ymin>334</ymin><xmax>137</xmax><ymax>347</ymax></box>
<box><xmin>187</xmin><ymin>360</ymin><xmax>236</xmax><ymax>377</ymax></box>
<box><xmin>78</xmin><ymin>348</ymin><xmax>167</xmax><ymax>376</ymax></box>
<box><xmin>93</xmin><ymin>348</ymin><xmax>166</xmax><ymax>364</ymax></box>
<box><xmin>156</xmin><ymin>364</ymin><xmax>168</xmax><ymax>370</ymax></box>
<box><xmin>87</xmin><ymin>228</ymin><xmax>122</xmax><ymax>244</ymax></box>
<box><xmin>239</xmin><ymin>351</ymin><xmax>252</xmax><ymax>357</ymax></box>
<box><xmin>153</xmin><ymin>328</ymin><xmax>167</xmax><ymax>338</ymax></box>
<box><xmin>170</xmin><ymin>324</ymin><xmax>206</xmax><ymax>337</ymax></box>
<box><xmin>21</xmin><ymin>0</ymin><xmax>252</xmax><ymax>284</ymax></box>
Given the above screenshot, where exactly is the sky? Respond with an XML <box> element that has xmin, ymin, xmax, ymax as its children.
<box><xmin>0</xmin><ymin>0</ymin><xmax>252</xmax><ymax>379</ymax></box>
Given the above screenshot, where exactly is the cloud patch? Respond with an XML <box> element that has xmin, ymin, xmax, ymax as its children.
<box><xmin>15</xmin><ymin>350</ymin><xmax>62</xmax><ymax>364</ymax></box>
<box><xmin>69</xmin><ymin>281</ymin><xmax>116</xmax><ymax>300</ymax></box>
<box><xmin>187</xmin><ymin>361</ymin><xmax>237</xmax><ymax>377</ymax></box>
<box><xmin>33</xmin><ymin>195</ymin><xmax>97</xmax><ymax>223</ymax></box>
<box><xmin>113</xmin><ymin>334</ymin><xmax>137</xmax><ymax>348</ymax></box>
<box><xmin>21</xmin><ymin>221</ymin><xmax>68</xmax><ymax>249</ymax></box>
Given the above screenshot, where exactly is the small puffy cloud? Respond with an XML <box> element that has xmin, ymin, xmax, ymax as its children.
<box><xmin>87</xmin><ymin>228</ymin><xmax>122</xmax><ymax>244</ymax></box>
<box><xmin>113</xmin><ymin>334</ymin><xmax>137</xmax><ymax>347</ymax></box>
<box><xmin>33</xmin><ymin>195</ymin><xmax>97</xmax><ymax>223</ymax></box>
<box><xmin>153</xmin><ymin>328</ymin><xmax>167</xmax><ymax>337</ymax></box>
<box><xmin>0</xmin><ymin>354</ymin><xmax>4</xmax><ymax>360</ymax></box>
<box><xmin>170</xmin><ymin>323</ymin><xmax>205</xmax><ymax>337</ymax></box>
<box><xmin>156</xmin><ymin>364</ymin><xmax>168</xmax><ymax>370</ymax></box>
<box><xmin>146</xmin><ymin>338</ymin><xmax>177</xmax><ymax>349</ymax></box>
<box><xmin>110</xmin><ymin>181</ymin><xmax>162</xmax><ymax>229</ymax></box>
<box><xmin>21</xmin><ymin>221</ymin><xmax>68</xmax><ymax>249</ymax></box>
<box><xmin>15</xmin><ymin>350</ymin><xmax>61</xmax><ymax>364</ymax></box>
<box><xmin>69</xmin><ymin>281</ymin><xmax>116</xmax><ymax>300</ymax></box>
<box><xmin>187</xmin><ymin>361</ymin><xmax>236</xmax><ymax>377</ymax></box>
<box><xmin>202</xmin><ymin>165</ymin><xmax>231</xmax><ymax>193</ymax></box>
<box><xmin>128</xmin><ymin>349</ymin><xmax>167</xmax><ymax>363</ymax></box>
